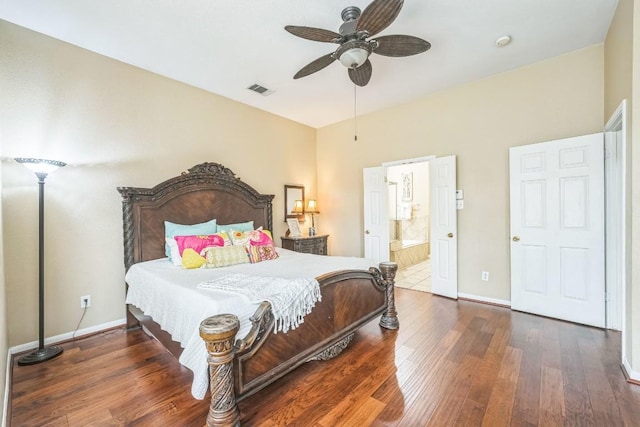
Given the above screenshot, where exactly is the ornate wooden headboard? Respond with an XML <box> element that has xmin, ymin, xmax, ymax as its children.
<box><xmin>117</xmin><ymin>162</ymin><xmax>274</xmax><ymax>270</ymax></box>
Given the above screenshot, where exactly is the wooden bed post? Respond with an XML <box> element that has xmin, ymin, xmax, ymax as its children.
<box><xmin>378</xmin><ymin>262</ymin><xmax>399</xmax><ymax>330</ymax></box>
<box><xmin>199</xmin><ymin>314</ymin><xmax>241</xmax><ymax>427</ymax></box>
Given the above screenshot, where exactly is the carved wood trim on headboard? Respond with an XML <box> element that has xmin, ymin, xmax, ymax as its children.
<box><xmin>117</xmin><ymin>162</ymin><xmax>274</xmax><ymax>270</ymax></box>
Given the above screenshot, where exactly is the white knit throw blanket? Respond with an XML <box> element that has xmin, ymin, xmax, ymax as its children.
<box><xmin>197</xmin><ymin>274</ymin><xmax>321</xmax><ymax>334</ymax></box>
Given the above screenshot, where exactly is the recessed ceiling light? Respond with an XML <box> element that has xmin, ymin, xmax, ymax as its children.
<box><xmin>495</xmin><ymin>35</ymin><xmax>512</xmax><ymax>47</ymax></box>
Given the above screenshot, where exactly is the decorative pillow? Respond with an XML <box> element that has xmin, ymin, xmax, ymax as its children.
<box><xmin>174</xmin><ymin>233</ymin><xmax>229</xmax><ymax>256</ymax></box>
<box><xmin>247</xmin><ymin>244</ymin><xmax>279</xmax><ymax>263</ymax></box>
<box><xmin>181</xmin><ymin>248</ymin><xmax>207</xmax><ymax>269</ymax></box>
<box><xmin>202</xmin><ymin>246</ymin><xmax>250</xmax><ymax>268</ymax></box>
<box><xmin>166</xmin><ymin>238</ymin><xmax>182</xmax><ymax>266</ymax></box>
<box><xmin>164</xmin><ymin>219</ymin><xmax>217</xmax><ymax>259</ymax></box>
<box><xmin>229</xmin><ymin>228</ymin><xmax>274</xmax><ymax>247</ymax></box>
<box><xmin>217</xmin><ymin>221</ymin><xmax>254</xmax><ymax>232</ymax></box>
<box><xmin>166</xmin><ymin>231</ymin><xmax>231</xmax><ymax>268</ymax></box>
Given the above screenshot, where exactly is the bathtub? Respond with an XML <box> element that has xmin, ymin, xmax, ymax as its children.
<box><xmin>389</xmin><ymin>239</ymin><xmax>430</xmax><ymax>270</ymax></box>
<box><xmin>399</xmin><ymin>239</ymin><xmax>424</xmax><ymax>248</ymax></box>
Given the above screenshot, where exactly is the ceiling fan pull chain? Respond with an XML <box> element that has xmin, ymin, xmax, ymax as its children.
<box><xmin>354</xmin><ymin>83</ymin><xmax>358</xmax><ymax>141</ymax></box>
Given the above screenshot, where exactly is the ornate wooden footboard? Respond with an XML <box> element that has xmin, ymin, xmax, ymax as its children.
<box><xmin>117</xmin><ymin>162</ymin><xmax>398</xmax><ymax>427</ymax></box>
<box><xmin>200</xmin><ymin>263</ymin><xmax>398</xmax><ymax>427</ymax></box>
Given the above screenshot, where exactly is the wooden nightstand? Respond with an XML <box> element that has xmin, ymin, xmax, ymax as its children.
<box><xmin>281</xmin><ymin>234</ymin><xmax>328</xmax><ymax>256</ymax></box>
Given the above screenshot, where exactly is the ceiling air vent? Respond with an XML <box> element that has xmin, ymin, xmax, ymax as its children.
<box><xmin>247</xmin><ymin>83</ymin><xmax>273</xmax><ymax>96</ymax></box>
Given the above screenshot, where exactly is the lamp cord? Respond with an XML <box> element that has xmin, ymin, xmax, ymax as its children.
<box><xmin>72</xmin><ymin>307</ymin><xmax>88</xmax><ymax>340</ymax></box>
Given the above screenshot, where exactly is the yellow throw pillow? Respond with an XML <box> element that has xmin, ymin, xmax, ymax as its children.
<box><xmin>181</xmin><ymin>248</ymin><xmax>206</xmax><ymax>269</ymax></box>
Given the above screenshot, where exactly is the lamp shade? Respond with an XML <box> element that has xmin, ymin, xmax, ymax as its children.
<box><xmin>15</xmin><ymin>158</ymin><xmax>66</xmax><ymax>175</ymax></box>
<box><xmin>292</xmin><ymin>199</ymin><xmax>304</xmax><ymax>214</ymax></box>
<box><xmin>306</xmin><ymin>199</ymin><xmax>319</xmax><ymax>214</ymax></box>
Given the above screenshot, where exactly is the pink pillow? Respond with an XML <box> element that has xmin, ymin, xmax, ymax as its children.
<box><xmin>250</xmin><ymin>229</ymin><xmax>273</xmax><ymax>246</ymax></box>
<box><xmin>174</xmin><ymin>234</ymin><xmax>226</xmax><ymax>256</ymax></box>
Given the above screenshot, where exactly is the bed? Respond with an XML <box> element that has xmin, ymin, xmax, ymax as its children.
<box><xmin>117</xmin><ymin>162</ymin><xmax>399</xmax><ymax>427</ymax></box>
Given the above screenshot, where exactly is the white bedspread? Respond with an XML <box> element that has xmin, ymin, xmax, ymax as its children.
<box><xmin>124</xmin><ymin>248</ymin><xmax>376</xmax><ymax>399</ymax></box>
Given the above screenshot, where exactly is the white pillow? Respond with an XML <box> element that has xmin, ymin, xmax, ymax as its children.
<box><xmin>166</xmin><ymin>237</ymin><xmax>182</xmax><ymax>266</ymax></box>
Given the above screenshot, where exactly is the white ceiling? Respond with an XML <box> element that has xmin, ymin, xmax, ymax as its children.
<box><xmin>0</xmin><ymin>0</ymin><xmax>618</xmax><ymax>128</ymax></box>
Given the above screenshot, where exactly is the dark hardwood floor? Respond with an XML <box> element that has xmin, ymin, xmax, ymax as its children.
<box><xmin>11</xmin><ymin>288</ymin><xmax>640</xmax><ymax>426</ymax></box>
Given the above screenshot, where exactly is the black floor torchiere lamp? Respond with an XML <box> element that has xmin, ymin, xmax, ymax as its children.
<box><xmin>15</xmin><ymin>157</ymin><xmax>66</xmax><ymax>365</ymax></box>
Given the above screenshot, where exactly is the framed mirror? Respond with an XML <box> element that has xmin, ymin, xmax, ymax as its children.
<box><xmin>284</xmin><ymin>184</ymin><xmax>305</xmax><ymax>222</ymax></box>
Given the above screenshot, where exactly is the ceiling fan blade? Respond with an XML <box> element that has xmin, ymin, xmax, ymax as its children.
<box><xmin>356</xmin><ymin>0</ymin><xmax>404</xmax><ymax>37</ymax></box>
<box><xmin>285</xmin><ymin>25</ymin><xmax>342</xmax><ymax>43</ymax></box>
<box><xmin>348</xmin><ymin>59</ymin><xmax>373</xmax><ymax>86</ymax></box>
<box><xmin>373</xmin><ymin>35</ymin><xmax>431</xmax><ymax>57</ymax></box>
<box><xmin>294</xmin><ymin>53</ymin><xmax>337</xmax><ymax>79</ymax></box>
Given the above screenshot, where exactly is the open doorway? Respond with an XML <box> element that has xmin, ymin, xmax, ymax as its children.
<box><xmin>387</xmin><ymin>162</ymin><xmax>431</xmax><ymax>292</ymax></box>
<box><xmin>364</xmin><ymin>155</ymin><xmax>457</xmax><ymax>298</ymax></box>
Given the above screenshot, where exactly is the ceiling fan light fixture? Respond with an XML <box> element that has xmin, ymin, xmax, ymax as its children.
<box><xmin>286</xmin><ymin>0</ymin><xmax>431</xmax><ymax>86</ymax></box>
<box><xmin>339</xmin><ymin>47</ymin><xmax>369</xmax><ymax>68</ymax></box>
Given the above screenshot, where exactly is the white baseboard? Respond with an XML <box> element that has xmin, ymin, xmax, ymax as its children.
<box><xmin>457</xmin><ymin>292</ymin><xmax>511</xmax><ymax>307</ymax></box>
<box><xmin>3</xmin><ymin>318</ymin><xmax>125</xmax><ymax>426</ymax></box>
<box><xmin>8</xmin><ymin>318</ymin><xmax>126</xmax><ymax>356</ymax></box>
<box><xmin>623</xmin><ymin>356</ymin><xmax>640</xmax><ymax>383</ymax></box>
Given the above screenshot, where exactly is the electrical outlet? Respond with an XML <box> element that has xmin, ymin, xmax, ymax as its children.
<box><xmin>481</xmin><ymin>271</ymin><xmax>489</xmax><ymax>281</ymax></box>
<box><xmin>80</xmin><ymin>295</ymin><xmax>91</xmax><ymax>308</ymax></box>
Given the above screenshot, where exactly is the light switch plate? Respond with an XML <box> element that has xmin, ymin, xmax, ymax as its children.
<box><xmin>456</xmin><ymin>190</ymin><xmax>464</xmax><ymax>200</ymax></box>
<box><xmin>456</xmin><ymin>200</ymin><xmax>464</xmax><ymax>209</ymax></box>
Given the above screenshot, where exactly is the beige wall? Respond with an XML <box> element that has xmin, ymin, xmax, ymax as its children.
<box><xmin>605</xmin><ymin>0</ymin><xmax>633</xmax><ymax>120</ymax></box>
<box><xmin>0</xmin><ymin>21</ymin><xmax>317</xmax><ymax>346</ymax></box>
<box><xmin>317</xmin><ymin>45</ymin><xmax>604</xmax><ymax>302</ymax></box>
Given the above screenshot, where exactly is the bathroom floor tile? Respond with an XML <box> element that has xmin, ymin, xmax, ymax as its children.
<box><xmin>395</xmin><ymin>259</ymin><xmax>431</xmax><ymax>293</ymax></box>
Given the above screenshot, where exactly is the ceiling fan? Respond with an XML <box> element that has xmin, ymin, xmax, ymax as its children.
<box><xmin>285</xmin><ymin>0</ymin><xmax>431</xmax><ymax>87</ymax></box>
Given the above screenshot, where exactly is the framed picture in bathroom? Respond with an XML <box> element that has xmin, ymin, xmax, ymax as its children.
<box><xmin>401</xmin><ymin>172</ymin><xmax>413</xmax><ymax>201</ymax></box>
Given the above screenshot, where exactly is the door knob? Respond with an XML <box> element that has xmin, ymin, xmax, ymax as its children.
<box><xmin>447</xmin><ymin>232</ymin><xmax>454</xmax><ymax>238</ymax></box>
<box><xmin>512</xmin><ymin>236</ymin><xmax>520</xmax><ymax>242</ymax></box>
<box><xmin>365</xmin><ymin>230</ymin><xmax>370</xmax><ymax>235</ymax></box>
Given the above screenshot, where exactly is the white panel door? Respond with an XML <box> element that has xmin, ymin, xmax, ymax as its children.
<box><xmin>363</xmin><ymin>166</ymin><xmax>389</xmax><ymax>264</ymax></box>
<box><xmin>430</xmin><ymin>155</ymin><xmax>458</xmax><ymax>298</ymax></box>
<box><xmin>510</xmin><ymin>133</ymin><xmax>605</xmax><ymax>327</ymax></box>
